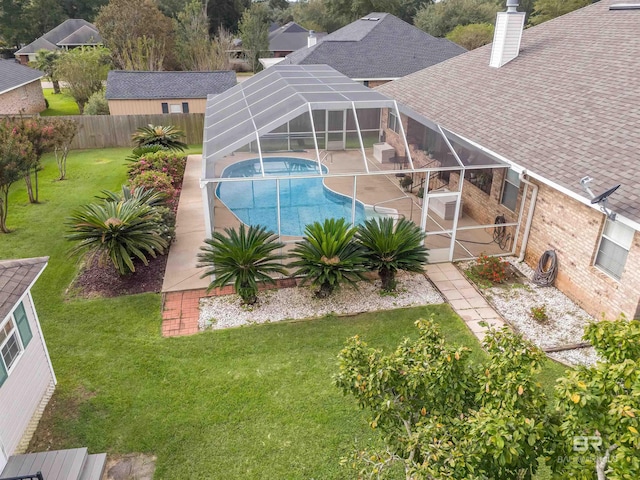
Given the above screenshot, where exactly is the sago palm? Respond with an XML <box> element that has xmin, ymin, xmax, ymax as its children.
<box><xmin>99</xmin><ymin>185</ymin><xmax>168</xmax><ymax>207</ymax></box>
<box><xmin>197</xmin><ymin>224</ymin><xmax>287</xmax><ymax>305</ymax></box>
<box><xmin>289</xmin><ymin>218</ymin><xmax>368</xmax><ymax>298</ymax></box>
<box><xmin>66</xmin><ymin>198</ymin><xmax>169</xmax><ymax>275</ymax></box>
<box><xmin>357</xmin><ymin>217</ymin><xmax>428</xmax><ymax>291</ymax></box>
<box><xmin>131</xmin><ymin>124</ymin><xmax>187</xmax><ymax>151</ymax></box>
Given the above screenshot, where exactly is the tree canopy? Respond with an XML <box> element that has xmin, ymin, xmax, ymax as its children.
<box><xmin>95</xmin><ymin>0</ymin><xmax>176</xmax><ymax>70</ymax></box>
<box><xmin>55</xmin><ymin>46</ymin><xmax>111</xmax><ymax>113</ymax></box>
<box><xmin>238</xmin><ymin>2</ymin><xmax>270</xmax><ymax>73</ymax></box>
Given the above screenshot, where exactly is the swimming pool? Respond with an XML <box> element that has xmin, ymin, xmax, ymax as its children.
<box><xmin>216</xmin><ymin>157</ymin><xmax>367</xmax><ymax>236</ymax></box>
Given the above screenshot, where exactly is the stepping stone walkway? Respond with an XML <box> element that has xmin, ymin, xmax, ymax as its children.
<box><xmin>424</xmin><ymin>263</ymin><xmax>506</xmax><ymax>342</ymax></box>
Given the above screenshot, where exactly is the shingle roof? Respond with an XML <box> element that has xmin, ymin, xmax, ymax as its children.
<box><xmin>14</xmin><ymin>37</ymin><xmax>58</xmax><ymax>55</ymax></box>
<box><xmin>377</xmin><ymin>0</ymin><xmax>640</xmax><ymax>226</ymax></box>
<box><xmin>57</xmin><ymin>25</ymin><xmax>102</xmax><ymax>46</ymax></box>
<box><xmin>0</xmin><ymin>257</ymin><xmax>48</xmax><ymax>321</ymax></box>
<box><xmin>105</xmin><ymin>71</ymin><xmax>237</xmax><ymax>100</ymax></box>
<box><xmin>267</xmin><ymin>22</ymin><xmax>325</xmax><ymax>53</ymax></box>
<box><xmin>15</xmin><ymin>19</ymin><xmax>99</xmax><ymax>55</ymax></box>
<box><xmin>0</xmin><ymin>60</ymin><xmax>44</xmax><ymax>95</ymax></box>
<box><xmin>281</xmin><ymin>12</ymin><xmax>466</xmax><ymax>79</ymax></box>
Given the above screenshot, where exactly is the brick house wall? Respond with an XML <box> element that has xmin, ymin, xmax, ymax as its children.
<box><xmin>522</xmin><ymin>181</ymin><xmax>640</xmax><ymax>320</ymax></box>
<box><xmin>0</xmin><ymin>80</ymin><xmax>46</xmax><ymax>115</ymax></box>
<box><xmin>380</xmin><ymin>110</ymin><xmax>640</xmax><ymax>319</ymax></box>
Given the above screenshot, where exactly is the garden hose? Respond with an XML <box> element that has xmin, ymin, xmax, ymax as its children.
<box><xmin>532</xmin><ymin>250</ymin><xmax>558</xmax><ymax>287</ymax></box>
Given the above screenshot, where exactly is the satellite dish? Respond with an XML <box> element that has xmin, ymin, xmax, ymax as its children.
<box><xmin>590</xmin><ymin>184</ymin><xmax>621</xmax><ymax>204</ymax></box>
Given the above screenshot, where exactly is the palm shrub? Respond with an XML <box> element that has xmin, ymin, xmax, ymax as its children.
<box><xmin>289</xmin><ymin>218</ymin><xmax>368</xmax><ymax>298</ymax></box>
<box><xmin>357</xmin><ymin>217</ymin><xmax>428</xmax><ymax>292</ymax></box>
<box><xmin>131</xmin><ymin>124</ymin><xmax>187</xmax><ymax>151</ymax></box>
<box><xmin>125</xmin><ymin>145</ymin><xmax>167</xmax><ymax>162</ymax></box>
<box><xmin>66</xmin><ymin>198</ymin><xmax>169</xmax><ymax>275</ymax></box>
<box><xmin>99</xmin><ymin>186</ymin><xmax>177</xmax><ymax>243</ymax></box>
<box><xmin>197</xmin><ymin>224</ymin><xmax>287</xmax><ymax>305</ymax></box>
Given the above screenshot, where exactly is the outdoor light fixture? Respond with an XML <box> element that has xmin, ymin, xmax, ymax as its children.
<box><xmin>580</xmin><ymin>176</ymin><xmax>620</xmax><ymax>221</ymax></box>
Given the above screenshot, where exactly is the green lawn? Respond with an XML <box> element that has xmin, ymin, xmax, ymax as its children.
<box><xmin>0</xmin><ymin>147</ymin><xmax>567</xmax><ymax>478</ymax></box>
<box><xmin>41</xmin><ymin>88</ymin><xmax>80</xmax><ymax>116</ymax></box>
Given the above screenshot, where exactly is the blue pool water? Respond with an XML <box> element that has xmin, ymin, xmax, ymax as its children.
<box><xmin>216</xmin><ymin>157</ymin><xmax>367</xmax><ymax>236</ymax></box>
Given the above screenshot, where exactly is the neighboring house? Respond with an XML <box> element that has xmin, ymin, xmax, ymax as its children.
<box><xmin>105</xmin><ymin>70</ymin><xmax>237</xmax><ymax>115</ymax></box>
<box><xmin>0</xmin><ymin>60</ymin><xmax>45</xmax><ymax>115</ymax></box>
<box><xmin>279</xmin><ymin>13</ymin><xmax>466</xmax><ymax>87</ymax></box>
<box><xmin>14</xmin><ymin>18</ymin><xmax>102</xmax><ymax>65</ymax></box>
<box><xmin>377</xmin><ymin>0</ymin><xmax>640</xmax><ymax>320</ymax></box>
<box><xmin>268</xmin><ymin>22</ymin><xmax>326</xmax><ymax>58</ymax></box>
<box><xmin>0</xmin><ymin>257</ymin><xmax>54</xmax><ymax>471</ymax></box>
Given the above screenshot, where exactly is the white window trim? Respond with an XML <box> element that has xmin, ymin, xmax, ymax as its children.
<box><xmin>500</xmin><ymin>168</ymin><xmax>520</xmax><ymax>211</ymax></box>
<box><xmin>0</xmin><ymin>310</ymin><xmax>26</xmax><ymax>377</ymax></box>
<box><xmin>593</xmin><ymin>219</ymin><xmax>634</xmax><ymax>281</ymax></box>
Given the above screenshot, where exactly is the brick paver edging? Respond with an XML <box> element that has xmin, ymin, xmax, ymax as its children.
<box><xmin>161</xmin><ymin>278</ymin><xmax>298</xmax><ymax>337</ymax></box>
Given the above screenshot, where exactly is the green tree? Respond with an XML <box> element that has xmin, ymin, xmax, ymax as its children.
<box><xmin>356</xmin><ymin>217</ymin><xmax>428</xmax><ymax>292</ymax></box>
<box><xmin>66</xmin><ymin>197</ymin><xmax>169</xmax><ymax>275</ymax></box>
<box><xmin>0</xmin><ymin>119</ymin><xmax>33</xmax><ymax>233</ymax></box>
<box><xmin>174</xmin><ymin>0</ymin><xmax>233</xmax><ymax>71</ymax></box>
<box><xmin>414</xmin><ymin>0</ymin><xmax>499</xmax><ymax>37</ymax></box>
<box><xmin>48</xmin><ymin>117</ymin><xmax>78</xmax><ymax>180</ymax></box>
<box><xmin>206</xmin><ymin>0</ymin><xmax>251</xmax><ymax>33</ymax></box>
<box><xmin>31</xmin><ymin>49</ymin><xmax>61</xmax><ymax>94</ymax></box>
<box><xmin>197</xmin><ymin>224</ymin><xmax>287</xmax><ymax>305</ymax></box>
<box><xmin>529</xmin><ymin>0</ymin><xmax>591</xmax><ymax>26</ymax></box>
<box><xmin>289</xmin><ymin>218</ymin><xmax>368</xmax><ymax>298</ymax></box>
<box><xmin>553</xmin><ymin>317</ymin><xmax>640</xmax><ymax>480</ymax></box>
<box><xmin>55</xmin><ymin>46</ymin><xmax>111</xmax><ymax>113</ymax></box>
<box><xmin>95</xmin><ymin>0</ymin><xmax>176</xmax><ymax>70</ymax></box>
<box><xmin>336</xmin><ymin>319</ymin><xmax>552</xmax><ymax>479</ymax></box>
<box><xmin>325</xmin><ymin>0</ymin><xmax>432</xmax><ymax>24</ymax></box>
<box><xmin>291</xmin><ymin>0</ymin><xmax>348</xmax><ymax>33</ymax></box>
<box><xmin>131</xmin><ymin>125</ymin><xmax>187</xmax><ymax>151</ymax></box>
<box><xmin>446</xmin><ymin>22</ymin><xmax>494</xmax><ymax>49</ymax></box>
<box><xmin>83</xmin><ymin>90</ymin><xmax>109</xmax><ymax>115</ymax></box>
<box><xmin>23</xmin><ymin>0</ymin><xmax>67</xmax><ymax>42</ymax></box>
<box><xmin>12</xmin><ymin>116</ymin><xmax>56</xmax><ymax>204</ymax></box>
<box><xmin>0</xmin><ymin>0</ymin><xmax>30</xmax><ymax>47</ymax></box>
<box><xmin>238</xmin><ymin>2</ymin><xmax>270</xmax><ymax>73</ymax></box>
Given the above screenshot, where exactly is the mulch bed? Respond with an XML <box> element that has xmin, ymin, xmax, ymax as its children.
<box><xmin>68</xmin><ymin>254</ymin><xmax>167</xmax><ymax>298</ymax></box>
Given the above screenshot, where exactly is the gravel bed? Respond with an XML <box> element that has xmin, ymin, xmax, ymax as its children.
<box><xmin>199</xmin><ymin>272</ymin><xmax>444</xmax><ymax>330</ymax></box>
<box><xmin>461</xmin><ymin>258</ymin><xmax>598</xmax><ymax>366</ymax></box>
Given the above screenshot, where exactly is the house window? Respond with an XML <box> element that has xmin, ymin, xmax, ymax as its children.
<box><xmin>500</xmin><ymin>169</ymin><xmax>521</xmax><ymax>211</ymax></box>
<box><xmin>0</xmin><ymin>301</ymin><xmax>32</xmax><ymax>387</ymax></box>
<box><xmin>388</xmin><ymin>110</ymin><xmax>400</xmax><ymax>134</ymax></box>
<box><xmin>594</xmin><ymin>219</ymin><xmax>635</xmax><ymax>280</ymax></box>
<box><xmin>182</xmin><ymin>102</ymin><xmax>189</xmax><ymax>113</ymax></box>
<box><xmin>169</xmin><ymin>104</ymin><xmax>182</xmax><ymax>113</ymax></box>
<box><xmin>161</xmin><ymin>102</ymin><xmax>169</xmax><ymax>114</ymax></box>
<box><xmin>466</xmin><ymin>169</ymin><xmax>493</xmax><ymax>195</ymax></box>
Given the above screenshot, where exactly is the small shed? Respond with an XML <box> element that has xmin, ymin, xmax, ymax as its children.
<box><xmin>0</xmin><ymin>257</ymin><xmax>55</xmax><ymax>471</ymax></box>
<box><xmin>0</xmin><ymin>60</ymin><xmax>45</xmax><ymax>115</ymax></box>
<box><xmin>106</xmin><ymin>70</ymin><xmax>237</xmax><ymax>115</ymax></box>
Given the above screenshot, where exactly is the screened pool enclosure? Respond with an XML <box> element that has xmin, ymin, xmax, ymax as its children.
<box><xmin>202</xmin><ymin>65</ymin><xmax>529</xmax><ymax>262</ymax></box>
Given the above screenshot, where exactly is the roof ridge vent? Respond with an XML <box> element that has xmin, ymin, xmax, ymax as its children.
<box><xmin>609</xmin><ymin>2</ymin><xmax>640</xmax><ymax>10</ymax></box>
<box><xmin>360</xmin><ymin>17</ymin><xmax>380</xmax><ymax>21</ymax></box>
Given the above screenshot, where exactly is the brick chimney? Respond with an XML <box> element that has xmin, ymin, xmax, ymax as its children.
<box><xmin>307</xmin><ymin>30</ymin><xmax>317</xmax><ymax>48</ymax></box>
<box><xmin>489</xmin><ymin>0</ymin><xmax>526</xmax><ymax>68</ymax></box>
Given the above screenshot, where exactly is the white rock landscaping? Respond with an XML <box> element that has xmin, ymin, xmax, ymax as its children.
<box><xmin>199</xmin><ymin>272</ymin><xmax>443</xmax><ymax>330</ymax></box>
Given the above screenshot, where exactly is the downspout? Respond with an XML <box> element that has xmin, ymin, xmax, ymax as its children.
<box><xmin>517</xmin><ymin>170</ymin><xmax>538</xmax><ymax>262</ymax></box>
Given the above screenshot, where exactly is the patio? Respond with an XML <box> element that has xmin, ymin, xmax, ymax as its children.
<box><xmin>161</xmin><ymin>150</ymin><xmax>513</xmax><ymax>295</ymax></box>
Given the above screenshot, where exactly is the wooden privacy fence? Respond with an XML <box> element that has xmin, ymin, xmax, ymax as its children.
<box><xmin>61</xmin><ymin>113</ymin><xmax>204</xmax><ymax>150</ymax></box>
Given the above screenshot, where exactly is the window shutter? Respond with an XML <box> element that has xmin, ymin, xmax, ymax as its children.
<box><xmin>0</xmin><ymin>360</ymin><xmax>6</xmax><ymax>387</ymax></box>
<box><xmin>14</xmin><ymin>302</ymin><xmax>32</xmax><ymax>348</ymax></box>
<box><xmin>161</xmin><ymin>102</ymin><xmax>169</xmax><ymax>114</ymax></box>
<box><xmin>182</xmin><ymin>102</ymin><xmax>189</xmax><ymax>113</ymax></box>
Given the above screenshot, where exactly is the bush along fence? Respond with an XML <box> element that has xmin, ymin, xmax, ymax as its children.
<box><xmin>58</xmin><ymin>113</ymin><xmax>204</xmax><ymax>149</ymax></box>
